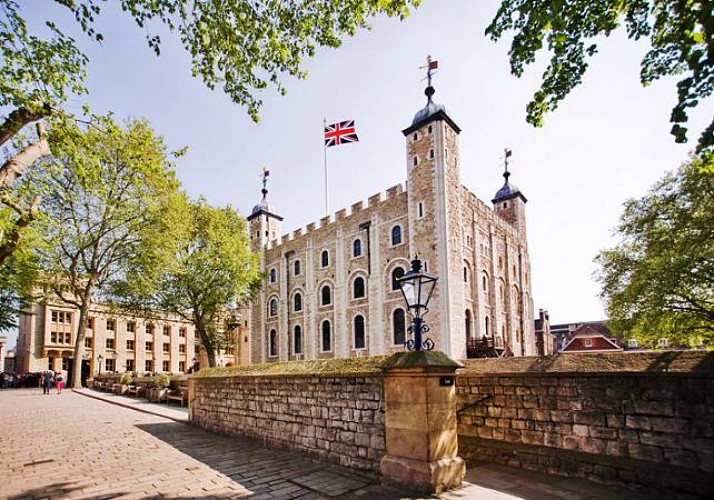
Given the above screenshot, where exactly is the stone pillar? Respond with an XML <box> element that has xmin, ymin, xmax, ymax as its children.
<box><xmin>380</xmin><ymin>351</ymin><xmax>465</xmax><ymax>494</ymax></box>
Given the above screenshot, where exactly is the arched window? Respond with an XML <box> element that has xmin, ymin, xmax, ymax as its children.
<box><xmin>353</xmin><ymin>277</ymin><xmax>365</xmax><ymax>299</ymax></box>
<box><xmin>268</xmin><ymin>329</ymin><xmax>277</xmax><ymax>357</ymax></box>
<box><xmin>294</xmin><ymin>260</ymin><xmax>301</xmax><ymax>276</ymax></box>
<box><xmin>391</xmin><ymin>225</ymin><xmax>402</xmax><ymax>245</ymax></box>
<box><xmin>465</xmin><ymin>309</ymin><xmax>472</xmax><ymax>338</ymax></box>
<box><xmin>391</xmin><ymin>267</ymin><xmax>405</xmax><ymax>291</ymax></box>
<box><xmin>293</xmin><ymin>293</ymin><xmax>302</xmax><ymax>312</ymax></box>
<box><xmin>269</xmin><ymin>268</ymin><xmax>277</xmax><ymax>283</ymax></box>
<box><xmin>294</xmin><ymin>325</ymin><xmax>302</xmax><ymax>354</ymax></box>
<box><xmin>353</xmin><ymin>239</ymin><xmax>362</xmax><ymax>258</ymax></box>
<box><xmin>393</xmin><ymin>308</ymin><xmax>406</xmax><ymax>345</ymax></box>
<box><xmin>321</xmin><ymin>250</ymin><xmax>329</xmax><ymax>267</ymax></box>
<box><xmin>269</xmin><ymin>298</ymin><xmax>278</xmax><ymax>317</ymax></box>
<box><xmin>321</xmin><ymin>285</ymin><xmax>331</xmax><ymax>306</ymax></box>
<box><xmin>485</xmin><ymin>316</ymin><xmax>490</xmax><ymax>336</ymax></box>
<box><xmin>482</xmin><ymin>274</ymin><xmax>488</xmax><ymax>292</ymax></box>
<box><xmin>321</xmin><ymin>320</ymin><xmax>331</xmax><ymax>352</ymax></box>
<box><xmin>354</xmin><ymin>315</ymin><xmax>366</xmax><ymax>349</ymax></box>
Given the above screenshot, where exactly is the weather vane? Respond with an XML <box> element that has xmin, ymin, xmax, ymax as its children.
<box><xmin>503</xmin><ymin>148</ymin><xmax>512</xmax><ymax>175</ymax></box>
<box><xmin>420</xmin><ymin>55</ymin><xmax>439</xmax><ymax>87</ymax></box>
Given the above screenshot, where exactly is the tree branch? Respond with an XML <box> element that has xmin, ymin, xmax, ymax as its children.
<box><xmin>0</xmin><ymin>122</ymin><xmax>51</xmax><ymax>189</ymax></box>
<box><xmin>0</xmin><ymin>104</ymin><xmax>52</xmax><ymax>148</ymax></box>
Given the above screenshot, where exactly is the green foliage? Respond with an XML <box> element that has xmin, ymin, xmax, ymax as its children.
<box><xmin>595</xmin><ymin>153</ymin><xmax>714</xmax><ymax>345</ymax></box>
<box><xmin>26</xmin><ymin>114</ymin><xmax>186</xmax><ymax>387</ymax></box>
<box><xmin>119</xmin><ymin>372</ymin><xmax>133</xmax><ymax>385</ymax></box>
<box><xmin>154</xmin><ymin>372</ymin><xmax>170</xmax><ymax>388</ymax></box>
<box><xmin>14</xmin><ymin>0</ymin><xmax>417</xmax><ymax>122</ymax></box>
<box><xmin>488</xmin><ymin>0</ymin><xmax>714</xmax><ymax>152</ymax></box>
<box><xmin>136</xmin><ymin>198</ymin><xmax>261</xmax><ymax>367</ymax></box>
<box><xmin>0</xmin><ymin>0</ymin><xmax>88</xmax><ymax>113</ymax></box>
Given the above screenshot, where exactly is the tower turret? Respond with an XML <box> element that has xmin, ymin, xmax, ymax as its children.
<box><xmin>493</xmin><ymin>149</ymin><xmax>527</xmax><ymax>233</ymax></box>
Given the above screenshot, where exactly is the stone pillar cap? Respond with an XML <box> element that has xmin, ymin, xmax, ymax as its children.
<box><xmin>381</xmin><ymin>351</ymin><xmax>463</xmax><ymax>371</ymax></box>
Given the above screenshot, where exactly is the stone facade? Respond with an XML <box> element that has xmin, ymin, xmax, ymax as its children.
<box><xmin>15</xmin><ymin>300</ymin><xmax>202</xmax><ymax>377</ymax></box>
<box><xmin>246</xmin><ymin>85</ymin><xmax>535</xmax><ymax>365</ymax></box>
<box><xmin>456</xmin><ymin>354</ymin><xmax>714</xmax><ymax>496</ymax></box>
<box><xmin>190</xmin><ymin>372</ymin><xmax>386</xmax><ymax>472</ymax></box>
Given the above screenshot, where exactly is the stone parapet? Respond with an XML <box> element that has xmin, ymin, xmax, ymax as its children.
<box><xmin>456</xmin><ymin>357</ymin><xmax>714</xmax><ymax>497</ymax></box>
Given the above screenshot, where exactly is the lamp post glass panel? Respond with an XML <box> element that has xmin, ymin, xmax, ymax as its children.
<box><xmin>398</xmin><ymin>257</ymin><xmax>438</xmax><ymax>351</ymax></box>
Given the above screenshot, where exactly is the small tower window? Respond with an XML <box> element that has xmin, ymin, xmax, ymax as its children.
<box><xmin>321</xmin><ymin>250</ymin><xmax>329</xmax><ymax>267</ymax></box>
<box><xmin>503</xmin><ymin>202</ymin><xmax>508</xmax><ymax>208</ymax></box>
<box><xmin>429</xmin><ymin>149</ymin><xmax>434</xmax><ymax>159</ymax></box>
<box><xmin>354</xmin><ymin>315</ymin><xmax>366</xmax><ymax>350</ymax></box>
<box><xmin>321</xmin><ymin>285</ymin><xmax>332</xmax><ymax>306</ymax></box>
<box><xmin>269</xmin><ymin>268</ymin><xmax>277</xmax><ymax>283</ymax></box>
<box><xmin>268</xmin><ymin>329</ymin><xmax>277</xmax><ymax>357</ymax></box>
<box><xmin>413</xmin><ymin>156</ymin><xmax>417</xmax><ymax>166</ymax></box>
<box><xmin>293</xmin><ymin>293</ymin><xmax>302</xmax><ymax>312</ymax></box>
<box><xmin>269</xmin><ymin>298</ymin><xmax>278</xmax><ymax>317</ymax></box>
<box><xmin>391</xmin><ymin>225</ymin><xmax>402</xmax><ymax>246</ymax></box>
<box><xmin>294</xmin><ymin>325</ymin><xmax>303</xmax><ymax>354</ymax></box>
<box><xmin>353</xmin><ymin>277</ymin><xmax>366</xmax><ymax>299</ymax></box>
<box><xmin>418</xmin><ymin>202</ymin><xmax>424</xmax><ymax>218</ymax></box>
<box><xmin>428</xmin><ymin>125</ymin><xmax>433</xmax><ymax>134</ymax></box>
<box><xmin>413</xmin><ymin>132</ymin><xmax>417</xmax><ymax>141</ymax></box>
<box><xmin>353</xmin><ymin>239</ymin><xmax>362</xmax><ymax>258</ymax></box>
<box><xmin>321</xmin><ymin>320</ymin><xmax>332</xmax><ymax>352</ymax></box>
<box><xmin>393</xmin><ymin>308</ymin><xmax>406</xmax><ymax>345</ymax></box>
<box><xmin>391</xmin><ymin>267</ymin><xmax>405</xmax><ymax>290</ymax></box>
<box><xmin>294</xmin><ymin>260</ymin><xmax>301</xmax><ymax>276</ymax></box>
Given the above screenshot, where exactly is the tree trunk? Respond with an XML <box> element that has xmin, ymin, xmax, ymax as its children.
<box><xmin>0</xmin><ymin>104</ymin><xmax>51</xmax><ymax>148</ymax></box>
<box><xmin>70</xmin><ymin>299</ymin><xmax>91</xmax><ymax>389</ymax></box>
<box><xmin>0</xmin><ymin>122</ymin><xmax>51</xmax><ymax>189</ymax></box>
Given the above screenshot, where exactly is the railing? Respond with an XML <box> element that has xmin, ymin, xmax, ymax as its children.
<box><xmin>465</xmin><ymin>336</ymin><xmax>513</xmax><ymax>359</ymax></box>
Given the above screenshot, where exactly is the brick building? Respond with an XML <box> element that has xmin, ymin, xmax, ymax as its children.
<box><xmin>244</xmin><ymin>82</ymin><xmax>536</xmax><ymax>364</ymax></box>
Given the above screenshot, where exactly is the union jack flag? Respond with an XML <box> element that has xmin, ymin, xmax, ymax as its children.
<box><xmin>324</xmin><ymin>120</ymin><xmax>359</xmax><ymax>147</ymax></box>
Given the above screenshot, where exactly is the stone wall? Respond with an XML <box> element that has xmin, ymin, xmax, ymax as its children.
<box><xmin>190</xmin><ymin>370</ymin><xmax>385</xmax><ymax>472</ymax></box>
<box><xmin>456</xmin><ymin>352</ymin><xmax>714</xmax><ymax>496</ymax></box>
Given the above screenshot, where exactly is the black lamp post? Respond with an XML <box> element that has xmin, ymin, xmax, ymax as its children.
<box><xmin>97</xmin><ymin>354</ymin><xmax>103</xmax><ymax>376</ymax></box>
<box><xmin>398</xmin><ymin>256</ymin><xmax>438</xmax><ymax>351</ymax></box>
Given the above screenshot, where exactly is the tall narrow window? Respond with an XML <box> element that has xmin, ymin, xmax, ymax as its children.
<box><xmin>321</xmin><ymin>250</ymin><xmax>329</xmax><ymax>267</ymax></box>
<box><xmin>293</xmin><ymin>292</ymin><xmax>303</xmax><ymax>312</ymax></box>
<box><xmin>485</xmin><ymin>316</ymin><xmax>490</xmax><ymax>336</ymax></box>
<box><xmin>321</xmin><ymin>320</ymin><xmax>331</xmax><ymax>352</ymax></box>
<box><xmin>294</xmin><ymin>325</ymin><xmax>303</xmax><ymax>354</ymax></box>
<box><xmin>391</xmin><ymin>225</ymin><xmax>402</xmax><ymax>245</ymax></box>
<box><xmin>391</xmin><ymin>267</ymin><xmax>405</xmax><ymax>290</ymax></box>
<box><xmin>268</xmin><ymin>329</ymin><xmax>277</xmax><ymax>357</ymax></box>
<box><xmin>269</xmin><ymin>268</ymin><xmax>277</xmax><ymax>283</ymax></box>
<box><xmin>418</xmin><ymin>202</ymin><xmax>424</xmax><ymax>218</ymax></box>
<box><xmin>353</xmin><ymin>239</ymin><xmax>362</xmax><ymax>258</ymax></box>
<box><xmin>353</xmin><ymin>277</ymin><xmax>366</xmax><ymax>299</ymax></box>
<box><xmin>294</xmin><ymin>260</ymin><xmax>301</xmax><ymax>276</ymax></box>
<box><xmin>465</xmin><ymin>309</ymin><xmax>472</xmax><ymax>338</ymax></box>
<box><xmin>354</xmin><ymin>315</ymin><xmax>366</xmax><ymax>349</ymax></box>
<box><xmin>393</xmin><ymin>308</ymin><xmax>406</xmax><ymax>345</ymax></box>
<box><xmin>321</xmin><ymin>285</ymin><xmax>331</xmax><ymax>306</ymax></box>
<box><xmin>269</xmin><ymin>298</ymin><xmax>278</xmax><ymax>317</ymax></box>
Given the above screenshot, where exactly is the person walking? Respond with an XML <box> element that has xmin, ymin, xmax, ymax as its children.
<box><xmin>42</xmin><ymin>370</ymin><xmax>53</xmax><ymax>395</ymax></box>
<box><xmin>56</xmin><ymin>371</ymin><xmax>64</xmax><ymax>394</ymax></box>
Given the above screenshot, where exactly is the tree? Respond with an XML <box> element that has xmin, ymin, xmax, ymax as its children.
<box><xmin>487</xmin><ymin>0</ymin><xmax>713</xmax><ymax>152</ymax></box>
<box><xmin>30</xmin><ymin>115</ymin><xmax>185</xmax><ymax>388</ymax></box>
<box><xmin>131</xmin><ymin>199</ymin><xmax>261</xmax><ymax>368</ymax></box>
<box><xmin>0</xmin><ymin>0</ymin><xmax>418</xmax><ymax>266</ymax></box>
<box><xmin>595</xmin><ymin>153</ymin><xmax>714</xmax><ymax>346</ymax></box>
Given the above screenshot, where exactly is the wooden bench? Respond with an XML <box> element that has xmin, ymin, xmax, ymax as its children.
<box><xmin>126</xmin><ymin>385</ymin><xmax>145</xmax><ymax>397</ymax></box>
<box><xmin>166</xmin><ymin>387</ymin><xmax>189</xmax><ymax>407</ymax></box>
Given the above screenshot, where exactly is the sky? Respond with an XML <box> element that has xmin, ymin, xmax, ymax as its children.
<box><xmin>5</xmin><ymin>1</ymin><xmax>712</xmax><ymax>347</ymax></box>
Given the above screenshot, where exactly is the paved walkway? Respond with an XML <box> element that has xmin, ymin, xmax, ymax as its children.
<box><xmin>0</xmin><ymin>388</ymin><xmax>659</xmax><ymax>499</ymax></box>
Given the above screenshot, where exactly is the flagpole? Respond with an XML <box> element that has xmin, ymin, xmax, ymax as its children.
<box><xmin>323</xmin><ymin>118</ymin><xmax>329</xmax><ymax>215</ymax></box>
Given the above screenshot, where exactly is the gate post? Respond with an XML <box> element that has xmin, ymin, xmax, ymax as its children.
<box><xmin>380</xmin><ymin>351</ymin><xmax>465</xmax><ymax>494</ymax></box>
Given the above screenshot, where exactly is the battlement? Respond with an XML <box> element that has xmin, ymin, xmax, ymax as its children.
<box><xmin>262</xmin><ymin>183</ymin><xmax>407</xmax><ymax>249</ymax></box>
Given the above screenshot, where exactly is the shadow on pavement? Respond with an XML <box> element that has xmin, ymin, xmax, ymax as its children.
<box><xmin>134</xmin><ymin>421</ymin><xmax>426</xmax><ymax>500</ymax></box>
